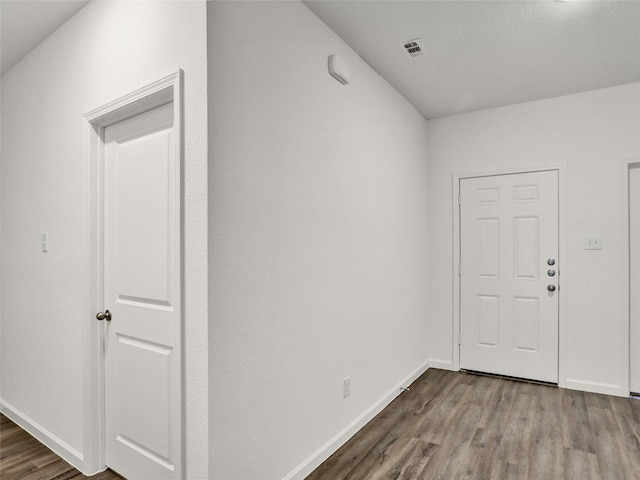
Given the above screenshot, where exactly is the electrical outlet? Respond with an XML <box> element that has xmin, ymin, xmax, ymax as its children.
<box><xmin>343</xmin><ymin>377</ymin><xmax>351</xmax><ymax>398</ymax></box>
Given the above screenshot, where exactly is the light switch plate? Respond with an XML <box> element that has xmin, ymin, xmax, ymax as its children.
<box><xmin>584</xmin><ymin>236</ymin><xmax>603</xmax><ymax>250</ymax></box>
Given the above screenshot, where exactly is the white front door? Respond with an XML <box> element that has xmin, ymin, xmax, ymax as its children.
<box><xmin>630</xmin><ymin>165</ymin><xmax>640</xmax><ymax>394</ymax></box>
<box><xmin>459</xmin><ymin>170</ymin><xmax>559</xmax><ymax>383</ymax></box>
<box><xmin>102</xmin><ymin>102</ymin><xmax>181</xmax><ymax>479</ymax></box>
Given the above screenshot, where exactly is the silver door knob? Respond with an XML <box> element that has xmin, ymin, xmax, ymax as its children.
<box><xmin>96</xmin><ymin>310</ymin><xmax>112</xmax><ymax>321</ymax></box>
<box><xmin>547</xmin><ymin>285</ymin><xmax>556</xmax><ymax>292</ymax></box>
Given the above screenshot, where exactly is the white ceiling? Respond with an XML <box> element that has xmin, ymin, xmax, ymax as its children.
<box><xmin>304</xmin><ymin>0</ymin><xmax>640</xmax><ymax>118</ymax></box>
<box><xmin>1</xmin><ymin>0</ymin><xmax>90</xmax><ymax>76</ymax></box>
<box><xmin>1</xmin><ymin>1</ymin><xmax>638</xmax><ymax>118</ymax></box>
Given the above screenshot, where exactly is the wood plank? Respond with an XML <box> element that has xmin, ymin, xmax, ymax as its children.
<box><xmin>525</xmin><ymin>383</ymin><xmax>564</xmax><ymax>480</ymax></box>
<box><xmin>497</xmin><ymin>382</ymin><xmax>539</xmax><ymax>465</ymax></box>
<box><xmin>416</xmin><ymin>404</ymin><xmax>482</xmax><ymax>479</ymax></box>
<box><xmin>587</xmin><ymin>398</ymin><xmax>639</xmax><ymax>480</ymax></box>
<box><xmin>453</xmin><ymin>441</ymin><xmax>496</xmax><ymax>480</ymax></box>
<box><xmin>490</xmin><ymin>461</ymin><xmax>528</xmax><ymax>480</ymax></box>
<box><xmin>468</xmin><ymin>379</ymin><xmax>516</xmax><ymax>453</ymax></box>
<box><xmin>472</xmin><ymin>376</ymin><xmax>506</xmax><ymax>429</ymax></box>
<box><xmin>563</xmin><ymin>447</ymin><xmax>601</xmax><ymax>480</ymax></box>
<box><xmin>608</xmin><ymin>395</ymin><xmax>640</xmax><ymax>469</ymax></box>
<box><xmin>414</xmin><ymin>380</ymin><xmax>471</xmax><ymax>445</ymax></box>
<box><xmin>375</xmin><ymin>438</ymin><xmax>437</xmax><ymax>480</ymax></box>
<box><xmin>19</xmin><ymin>458</ymin><xmax>77</xmax><ymax>480</ymax></box>
<box><xmin>562</xmin><ymin>389</ymin><xmax>595</xmax><ymax>453</ymax></box>
<box><xmin>1</xmin><ymin>441</ymin><xmax>56</xmax><ymax>471</ymax></box>
<box><xmin>50</xmin><ymin>470</ymin><xmax>88</xmax><ymax>480</ymax></box>
<box><xmin>0</xmin><ymin>415</ymin><xmax>123</xmax><ymax>480</ymax></box>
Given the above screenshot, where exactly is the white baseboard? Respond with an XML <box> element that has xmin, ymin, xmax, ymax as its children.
<box><xmin>565</xmin><ymin>379</ymin><xmax>625</xmax><ymax>397</ymax></box>
<box><xmin>282</xmin><ymin>360</ymin><xmax>430</xmax><ymax>480</ymax></box>
<box><xmin>0</xmin><ymin>399</ymin><xmax>84</xmax><ymax>470</ymax></box>
<box><xmin>427</xmin><ymin>359</ymin><xmax>454</xmax><ymax>371</ymax></box>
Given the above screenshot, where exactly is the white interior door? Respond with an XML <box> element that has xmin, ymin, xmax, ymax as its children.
<box><xmin>102</xmin><ymin>102</ymin><xmax>181</xmax><ymax>479</ymax></box>
<box><xmin>630</xmin><ymin>165</ymin><xmax>640</xmax><ymax>394</ymax></box>
<box><xmin>459</xmin><ymin>170</ymin><xmax>559</xmax><ymax>383</ymax></box>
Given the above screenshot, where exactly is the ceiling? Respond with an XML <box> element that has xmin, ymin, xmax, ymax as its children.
<box><xmin>1</xmin><ymin>1</ymin><xmax>639</xmax><ymax>118</ymax></box>
<box><xmin>1</xmin><ymin>0</ymin><xmax>90</xmax><ymax>76</ymax></box>
<box><xmin>304</xmin><ymin>0</ymin><xmax>640</xmax><ymax>118</ymax></box>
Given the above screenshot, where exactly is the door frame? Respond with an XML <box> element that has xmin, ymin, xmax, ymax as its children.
<box><xmin>82</xmin><ymin>71</ymin><xmax>184</xmax><ymax>475</ymax></box>
<box><xmin>622</xmin><ymin>158</ymin><xmax>640</xmax><ymax>396</ymax></box>
<box><xmin>451</xmin><ymin>165</ymin><xmax>567</xmax><ymax>387</ymax></box>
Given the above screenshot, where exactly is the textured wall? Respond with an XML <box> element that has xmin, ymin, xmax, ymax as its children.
<box><xmin>0</xmin><ymin>2</ymin><xmax>209</xmax><ymax>477</ymax></box>
<box><xmin>426</xmin><ymin>83</ymin><xmax>640</xmax><ymax>396</ymax></box>
<box><xmin>208</xmin><ymin>2</ymin><xmax>430</xmax><ymax>479</ymax></box>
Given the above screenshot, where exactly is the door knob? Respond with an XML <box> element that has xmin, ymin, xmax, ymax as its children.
<box><xmin>96</xmin><ymin>310</ymin><xmax>112</xmax><ymax>321</ymax></box>
<box><xmin>547</xmin><ymin>285</ymin><xmax>556</xmax><ymax>292</ymax></box>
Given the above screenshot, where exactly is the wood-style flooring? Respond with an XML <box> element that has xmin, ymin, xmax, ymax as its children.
<box><xmin>306</xmin><ymin>369</ymin><xmax>640</xmax><ymax>480</ymax></box>
<box><xmin>0</xmin><ymin>414</ymin><xmax>122</xmax><ymax>480</ymax></box>
<box><xmin>2</xmin><ymin>369</ymin><xmax>639</xmax><ymax>480</ymax></box>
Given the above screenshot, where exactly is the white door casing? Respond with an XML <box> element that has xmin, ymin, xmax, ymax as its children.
<box><xmin>630</xmin><ymin>165</ymin><xmax>640</xmax><ymax>394</ymax></box>
<box><xmin>459</xmin><ymin>170</ymin><xmax>559</xmax><ymax>383</ymax></box>
<box><xmin>83</xmin><ymin>71</ymin><xmax>182</xmax><ymax>477</ymax></box>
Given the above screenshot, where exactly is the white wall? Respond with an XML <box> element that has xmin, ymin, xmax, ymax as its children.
<box><xmin>426</xmin><ymin>83</ymin><xmax>640</xmax><ymax>396</ymax></box>
<box><xmin>0</xmin><ymin>2</ymin><xmax>209</xmax><ymax>477</ymax></box>
<box><xmin>207</xmin><ymin>2</ymin><xmax>430</xmax><ymax>479</ymax></box>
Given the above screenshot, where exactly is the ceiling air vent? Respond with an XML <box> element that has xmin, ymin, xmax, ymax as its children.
<box><xmin>400</xmin><ymin>38</ymin><xmax>426</xmax><ymax>58</ymax></box>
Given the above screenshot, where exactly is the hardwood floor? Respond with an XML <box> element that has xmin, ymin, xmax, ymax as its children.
<box><xmin>0</xmin><ymin>414</ymin><xmax>123</xmax><ymax>480</ymax></box>
<box><xmin>306</xmin><ymin>369</ymin><xmax>640</xmax><ymax>480</ymax></box>
<box><xmin>2</xmin><ymin>370</ymin><xmax>639</xmax><ymax>480</ymax></box>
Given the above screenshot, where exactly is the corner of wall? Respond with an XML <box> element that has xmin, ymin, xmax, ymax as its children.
<box><xmin>282</xmin><ymin>360</ymin><xmax>430</xmax><ymax>480</ymax></box>
<box><xmin>0</xmin><ymin>400</ymin><xmax>85</xmax><ymax>472</ymax></box>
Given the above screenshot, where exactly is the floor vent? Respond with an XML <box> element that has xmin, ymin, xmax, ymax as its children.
<box><xmin>401</xmin><ymin>38</ymin><xmax>426</xmax><ymax>58</ymax></box>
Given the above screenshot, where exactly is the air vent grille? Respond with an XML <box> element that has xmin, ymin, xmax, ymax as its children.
<box><xmin>401</xmin><ymin>38</ymin><xmax>426</xmax><ymax>58</ymax></box>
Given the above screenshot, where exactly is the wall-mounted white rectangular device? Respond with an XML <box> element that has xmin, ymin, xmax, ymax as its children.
<box><xmin>328</xmin><ymin>54</ymin><xmax>351</xmax><ymax>85</ymax></box>
<box><xmin>584</xmin><ymin>235</ymin><xmax>603</xmax><ymax>250</ymax></box>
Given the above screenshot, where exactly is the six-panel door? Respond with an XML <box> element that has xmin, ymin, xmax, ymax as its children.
<box><xmin>460</xmin><ymin>171</ymin><xmax>559</xmax><ymax>383</ymax></box>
